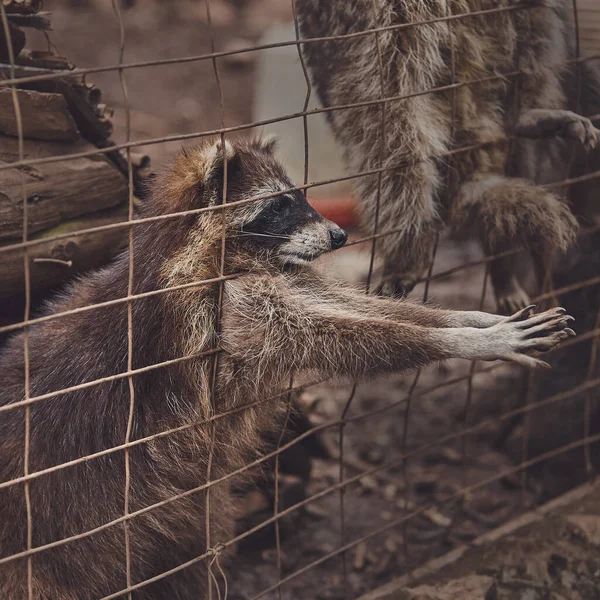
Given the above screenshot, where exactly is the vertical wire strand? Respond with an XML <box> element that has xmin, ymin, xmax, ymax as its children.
<box><xmin>520</xmin><ymin>6</ymin><xmax>583</xmax><ymax>499</ymax></box>
<box><xmin>584</xmin><ymin>311</ymin><xmax>600</xmax><ymax>478</ymax></box>
<box><xmin>570</xmin><ymin>0</ymin><xmax>599</xmax><ymax>481</ymax></box>
<box><xmin>273</xmin><ymin>374</ymin><xmax>293</xmax><ymax>600</ymax></box>
<box><xmin>110</xmin><ymin>1</ymin><xmax>135</xmax><ymax>596</ymax></box>
<box><xmin>205</xmin><ymin>1</ymin><xmax>229</xmax><ymax>597</ymax></box>
<box><xmin>399</xmin><ymin>5</ymin><xmax>456</xmax><ymax>572</ymax></box>
<box><xmin>272</xmin><ymin>4</ymin><xmax>313</xmax><ymax>597</ymax></box>
<box><xmin>337</xmin><ymin>1</ymin><xmax>388</xmax><ymax>590</ymax></box>
<box><xmin>519</xmin><ymin>0</ymin><xmax>583</xmax><ymax>500</ymax></box>
<box><xmin>505</xmin><ymin>4</ymin><xmax>530</xmax><ymax>504</ymax></box>
<box><xmin>399</xmin><ymin>235</ymin><xmax>439</xmax><ymax>575</ymax></box>
<box><xmin>460</xmin><ymin>265</ymin><xmax>489</xmax><ymax>490</ymax></box>
<box><xmin>0</xmin><ymin>5</ymin><xmax>33</xmax><ymax>598</ymax></box>
<box><xmin>439</xmin><ymin>0</ymin><xmax>472</xmax><ymax>548</ymax></box>
<box><xmin>2</xmin><ymin>2</ymin><xmax>597</xmax><ymax>597</ymax></box>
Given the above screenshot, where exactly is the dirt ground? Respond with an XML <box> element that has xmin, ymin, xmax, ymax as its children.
<box><xmin>357</xmin><ymin>481</ymin><xmax>600</xmax><ymax>600</ymax></box>
<box><xmin>17</xmin><ymin>2</ymin><xmax>600</xmax><ymax>599</ymax></box>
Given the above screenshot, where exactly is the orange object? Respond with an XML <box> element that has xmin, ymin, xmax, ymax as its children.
<box><xmin>308</xmin><ymin>196</ymin><xmax>360</xmax><ymax>230</ymax></box>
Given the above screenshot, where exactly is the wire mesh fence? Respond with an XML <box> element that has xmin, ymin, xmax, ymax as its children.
<box><xmin>0</xmin><ymin>0</ymin><xmax>599</xmax><ymax>599</ymax></box>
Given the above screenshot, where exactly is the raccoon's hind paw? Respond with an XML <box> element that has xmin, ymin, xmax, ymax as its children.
<box><xmin>565</xmin><ymin>116</ymin><xmax>599</xmax><ymax>151</ymax></box>
<box><xmin>374</xmin><ymin>274</ymin><xmax>417</xmax><ymax>298</ymax></box>
<box><xmin>495</xmin><ymin>278</ymin><xmax>531</xmax><ymax>316</ymax></box>
<box><xmin>516</xmin><ymin>109</ymin><xmax>600</xmax><ymax>150</ymax></box>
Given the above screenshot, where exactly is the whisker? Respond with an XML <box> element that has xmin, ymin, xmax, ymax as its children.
<box><xmin>236</xmin><ymin>231</ymin><xmax>292</xmax><ymax>241</ymax></box>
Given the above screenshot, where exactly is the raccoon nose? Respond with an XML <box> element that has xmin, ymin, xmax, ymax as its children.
<box><xmin>330</xmin><ymin>227</ymin><xmax>348</xmax><ymax>250</ymax></box>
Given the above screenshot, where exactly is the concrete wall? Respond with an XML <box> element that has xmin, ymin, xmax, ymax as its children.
<box><xmin>252</xmin><ymin>23</ymin><xmax>350</xmax><ymax>198</ymax></box>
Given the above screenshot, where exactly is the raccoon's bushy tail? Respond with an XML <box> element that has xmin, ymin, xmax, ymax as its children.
<box><xmin>450</xmin><ymin>175</ymin><xmax>578</xmax><ymax>255</ymax></box>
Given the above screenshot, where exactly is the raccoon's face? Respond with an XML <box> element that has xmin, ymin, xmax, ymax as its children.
<box><xmin>225</xmin><ymin>140</ymin><xmax>347</xmax><ymax>265</ymax></box>
<box><xmin>239</xmin><ymin>187</ymin><xmax>348</xmax><ymax>265</ymax></box>
<box><xmin>170</xmin><ymin>137</ymin><xmax>347</xmax><ymax>265</ymax></box>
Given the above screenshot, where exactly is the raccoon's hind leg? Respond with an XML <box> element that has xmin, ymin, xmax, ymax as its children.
<box><xmin>451</xmin><ymin>175</ymin><xmax>578</xmax><ymax>315</ymax></box>
<box><xmin>486</xmin><ymin>249</ymin><xmax>531</xmax><ymax>315</ymax></box>
<box><xmin>516</xmin><ymin>109</ymin><xmax>600</xmax><ymax>151</ymax></box>
<box><xmin>374</xmin><ymin>220</ymin><xmax>441</xmax><ymax>298</ymax></box>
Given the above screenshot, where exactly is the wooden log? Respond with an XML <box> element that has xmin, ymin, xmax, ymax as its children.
<box><xmin>0</xmin><ymin>134</ymin><xmax>89</xmax><ymax>162</ymax></box>
<box><xmin>0</xmin><ymin>133</ymin><xmax>150</xmax><ymax>200</ymax></box>
<box><xmin>6</xmin><ymin>11</ymin><xmax>51</xmax><ymax>31</ymax></box>
<box><xmin>0</xmin><ymin>203</ymin><xmax>129</xmax><ymax>299</ymax></box>
<box><xmin>16</xmin><ymin>50</ymin><xmax>73</xmax><ymax>70</ymax></box>
<box><xmin>0</xmin><ymin>64</ymin><xmax>113</xmax><ymax>143</ymax></box>
<box><xmin>0</xmin><ymin>138</ymin><xmax>129</xmax><ymax>241</ymax></box>
<box><xmin>0</xmin><ymin>89</ymin><xmax>80</xmax><ymax>141</ymax></box>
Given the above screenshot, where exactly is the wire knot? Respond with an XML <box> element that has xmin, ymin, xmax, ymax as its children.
<box><xmin>208</xmin><ymin>542</ymin><xmax>225</xmax><ymax>558</ymax></box>
<box><xmin>207</xmin><ymin>543</ymin><xmax>228</xmax><ymax>600</ymax></box>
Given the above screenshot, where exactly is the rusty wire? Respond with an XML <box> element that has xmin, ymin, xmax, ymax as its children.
<box><xmin>335</xmin><ymin>0</ymin><xmax>390</xmax><ymax>590</ymax></box>
<box><xmin>2</xmin><ymin>365</ymin><xmax>598</xmax><ymax>570</ymax></box>
<box><xmin>108</xmin><ymin>2</ymin><xmax>136</xmax><ymax>597</ymax></box>
<box><xmin>0</xmin><ymin>2</ymin><xmax>537</xmax><ymax>91</ymax></box>
<box><xmin>1</xmin><ymin>369</ymin><xmax>599</xmax><ymax>597</ymax></box>
<box><xmin>2</xmin><ymin>234</ymin><xmax>599</xmax><ymax>419</ymax></box>
<box><xmin>1</xmin><ymin>1</ymin><xmax>600</xmax><ymax>599</ymax></box>
<box><xmin>53</xmin><ymin>423</ymin><xmax>600</xmax><ymax>600</ymax></box>
<box><xmin>0</xmin><ymin>3</ymin><xmax>33</xmax><ymax>597</ymax></box>
<box><xmin>1</xmin><ymin>134</ymin><xmax>599</xmax><ymax>264</ymax></box>
<box><xmin>1</xmin><ymin>321</ymin><xmax>597</xmax><ymax>496</ymax></box>
<box><xmin>571</xmin><ymin>0</ymin><xmax>600</xmax><ymax>487</ymax></box>
<box><xmin>271</xmin><ymin>2</ymin><xmax>313</xmax><ymax>596</ymax></box>
<box><xmin>0</xmin><ymin>50</ymin><xmax>596</xmax><ymax>179</ymax></box>
<box><xmin>203</xmin><ymin>2</ymin><xmax>230</xmax><ymax>597</ymax></box>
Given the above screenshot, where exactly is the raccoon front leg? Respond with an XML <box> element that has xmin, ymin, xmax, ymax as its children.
<box><xmin>310</xmin><ymin>275</ymin><xmax>505</xmax><ymax>328</ymax></box>
<box><xmin>515</xmin><ymin>109</ymin><xmax>600</xmax><ymax>150</ymax></box>
<box><xmin>222</xmin><ymin>283</ymin><xmax>574</xmax><ymax>381</ymax></box>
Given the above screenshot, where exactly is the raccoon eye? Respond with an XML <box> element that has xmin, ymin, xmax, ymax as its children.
<box><xmin>271</xmin><ymin>197</ymin><xmax>287</xmax><ymax>214</ymax></box>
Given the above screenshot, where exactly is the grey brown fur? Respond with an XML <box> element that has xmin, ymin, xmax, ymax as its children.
<box><xmin>296</xmin><ymin>0</ymin><xmax>599</xmax><ymax>312</ymax></box>
<box><xmin>0</xmin><ymin>139</ymin><xmax>575</xmax><ymax>599</ymax></box>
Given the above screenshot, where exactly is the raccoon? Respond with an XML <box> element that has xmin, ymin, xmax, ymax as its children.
<box><xmin>296</xmin><ymin>0</ymin><xmax>599</xmax><ymax>312</ymax></box>
<box><xmin>0</xmin><ymin>138</ymin><xmax>574</xmax><ymax>599</ymax></box>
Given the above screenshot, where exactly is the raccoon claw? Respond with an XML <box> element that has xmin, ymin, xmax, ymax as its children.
<box><xmin>493</xmin><ymin>307</ymin><xmax>576</xmax><ymax>367</ymax></box>
<box><xmin>507</xmin><ymin>304</ymin><xmax>537</xmax><ymax>322</ymax></box>
<box><xmin>565</xmin><ymin>117</ymin><xmax>599</xmax><ymax>151</ymax></box>
<box><xmin>512</xmin><ymin>306</ymin><xmax>573</xmax><ymax>329</ymax></box>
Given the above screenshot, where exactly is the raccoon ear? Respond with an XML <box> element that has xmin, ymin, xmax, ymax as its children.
<box><xmin>258</xmin><ymin>134</ymin><xmax>277</xmax><ymax>155</ymax></box>
<box><xmin>205</xmin><ymin>139</ymin><xmax>239</xmax><ymax>182</ymax></box>
<box><xmin>204</xmin><ymin>139</ymin><xmax>241</xmax><ymax>206</ymax></box>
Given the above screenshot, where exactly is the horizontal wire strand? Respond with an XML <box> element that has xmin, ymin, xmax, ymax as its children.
<box><xmin>0</xmin><ymin>52</ymin><xmax>598</xmax><ymax>174</ymax></box>
<box><xmin>1</xmin><ymin>3</ymin><xmax>599</xmax><ymax>594</ymax></box>
<box><xmin>95</xmin><ymin>427</ymin><xmax>600</xmax><ymax>599</ymax></box>
<box><xmin>1</xmin><ymin>367</ymin><xmax>598</xmax><ymax>567</ymax></box>
<box><xmin>0</xmin><ymin>3</ymin><xmax>536</xmax><ymax>89</ymax></box>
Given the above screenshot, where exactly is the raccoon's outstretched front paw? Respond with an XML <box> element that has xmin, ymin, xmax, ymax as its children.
<box><xmin>374</xmin><ymin>274</ymin><xmax>417</xmax><ymax>298</ymax></box>
<box><xmin>491</xmin><ymin>306</ymin><xmax>575</xmax><ymax>368</ymax></box>
<box><xmin>516</xmin><ymin>109</ymin><xmax>600</xmax><ymax>150</ymax></box>
<box><xmin>495</xmin><ymin>279</ymin><xmax>531</xmax><ymax>316</ymax></box>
